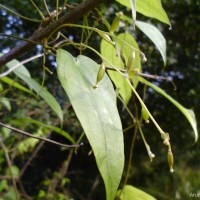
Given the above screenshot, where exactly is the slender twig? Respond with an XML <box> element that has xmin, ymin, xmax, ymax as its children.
<box><xmin>0</xmin><ymin>138</ymin><xmax>20</xmax><ymax>200</ymax></box>
<box><xmin>56</xmin><ymin>0</ymin><xmax>59</xmax><ymax>20</ymax></box>
<box><xmin>105</xmin><ymin>67</ymin><xmax>177</xmax><ymax>90</ymax></box>
<box><xmin>17</xmin><ymin>181</ymin><xmax>32</xmax><ymax>200</ymax></box>
<box><xmin>0</xmin><ymin>122</ymin><xmax>82</xmax><ymax>148</ymax></box>
<box><xmin>0</xmin><ymin>33</ymin><xmax>42</xmax><ymax>44</ymax></box>
<box><xmin>47</xmin><ymin>23</ymin><xmax>145</xmax><ymax>58</ymax></box>
<box><xmin>47</xmin><ymin>148</ymin><xmax>74</xmax><ymax>194</ymax></box>
<box><xmin>0</xmin><ymin>175</ymin><xmax>18</xmax><ymax>179</ymax></box>
<box><xmin>134</xmin><ymin>71</ymin><xmax>177</xmax><ymax>90</ymax></box>
<box><xmin>20</xmin><ymin>139</ymin><xmax>46</xmax><ymax>178</ymax></box>
<box><xmin>0</xmin><ymin>4</ymin><xmax>42</xmax><ymax>22</ymax></box>
<box><xmin>43</xmin><ymin>0</ymin><xmax>51</xmax><ymax>17</ymax></box>
<box><xmin>29</xmin><ymin>0</ymin><xmax>45</xmax><ymax>19</ymax></box>
<box><xmin>87</xmin><ymin>175</ymin><xmax>100</xmax><ymax>200</ymax></box>
<box><xmin>122</xmin><ymin>125</ymin><xmax>138</xmax><ymax>187</ymax></box>
<box><xmin>0</xmin><ymin>54</ymin><xmax>44</xmax><ymax>78</ymax></box>
<box><xmin>116</xmin><ymin>93</ymin><xmax>135</xmax><ymax>120</ymax></box>
<box><xmin>138</xmin><ymin>126</ymin><xmax>155</xmax><ymax>162</ymax></box>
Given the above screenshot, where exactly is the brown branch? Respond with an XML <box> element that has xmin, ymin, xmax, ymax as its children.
<box><xmin>0</xmin><ymin>122</ymin><xmax>82</xmax><ymax>148</ymax></box>
<box><xmin>0</xmin><ymin>0</ymin><xmax>106</xmax><ymax>68</ymax></box>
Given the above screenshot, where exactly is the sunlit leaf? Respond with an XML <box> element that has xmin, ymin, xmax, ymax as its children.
<box><xmin>57</xmin><ymin>49</ymin><xmax>124</xmax><ymax>200</ymax></box>
<box><xmin>139</xmin><ymin>77</ymin><xmax>198</xmax><ymax>142</ymax></box>
<box><xmin>115</xmin><ymin>0</ymin><xmax>170</xmax><ymax>26</ymax></box>
<box><xmin>100</xmin><ymin>33</ymin><xmax>141</xmax><ymax>105</ymax></box>
<box><xmin>130</xmin><ymin>0</ymin><xmax>136</xmax><ymax>25</ymax></box>
<box><xmin>0</xmin><ymin>76</ymin><xmax>33</xmax><ymax>95</ymax></box>
<box><xmin>117</xmin><ymin>185</ymin><xmax>156</xmax><ymax>200</ymax></box>
<box><xmin>0</xmin><ymin>53</ymin><xmax>31</xmax><ymax>78</ymax></box>
<box><xmin>136</xmin><ymin>21</ymin><xmax>167</xmax><ymax>65</ymax></box>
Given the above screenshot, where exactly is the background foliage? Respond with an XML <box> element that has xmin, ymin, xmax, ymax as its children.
<box><xmin>0</xmin><ymin>0</ymin><xmax>199</xmax><ymax>199</ymax></box>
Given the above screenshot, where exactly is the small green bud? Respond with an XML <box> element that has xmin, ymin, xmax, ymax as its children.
<box><xmin>93</xmin><ymin>63</ymin><xmax>106</xmax><ymax>89</ymax></box>
<box><xmin>167</xmin><ymin>147</ymin><xmax>174</xmax><ymax>173</ymax></box>
<box><xmin>141</xmin><ymin>106</ymin><xmax>149</xmax><ymax>123</ymax></box>
<box><xmin>110</xmin><ymin>12</ymin><xmax>123</xmax><ymax>33</ymax></box>
<box><xmin>126</xmin><ymin>51</ymin><xmax>135</xmax><ymax>72</ymax></box>
<box><xmin>98</xmin><ymin>32</ymin><xmax>115</xmax><ymax>46</ymax></box>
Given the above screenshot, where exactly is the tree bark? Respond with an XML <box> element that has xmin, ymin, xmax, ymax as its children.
<box><xmin>0</xmin><ymin>0</ymin><xmax>106</xmax><ymax>68</ymax></box>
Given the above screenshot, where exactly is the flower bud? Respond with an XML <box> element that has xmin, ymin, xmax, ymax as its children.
<box><xmin>140</xmin><ymin>52</ymin><xmax>147</xmax><ymax>62</ymax></box>
<box><xmin>98</xmin><ymin>32</ymin><xmax>115</xmax><ymax>46</ymax></box>
<box><xmin>110</xmin><ymin>12</ymin><xmax>123</xmax><ymax>33</ymax></box>
<box><xmin>93</xmin><ymin>63</ymin><xmax>106</xmax><ymax>89</ymax></box>
<box><xmin>141</xmin><ymin>106</ymin><xmax>149</xmax><ymax>123</ymax></box>
<box><xmin>167</xmin><ymin>148</ymin><xmax>174</xmax><ymax>173</ymax></box>
<box><xmin>126</xmin><ymin>51</ymin><xmax>135</xmax><ymax>72</ymax></box>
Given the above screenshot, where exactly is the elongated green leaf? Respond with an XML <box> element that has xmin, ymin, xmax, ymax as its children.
<box><xmin>17</xmin><ymin>73</ymin><xmax>63</xmax><ymax>123</ymax></box>
<box><xmin>19</xmin><ymin>118</ymin><xmax>75</xmax><ymax>143</ymax></box>
<box><xmin>0</xmin><ymin>76</ymin><xmax>33</xmax><ymax>95</ymax></box>
<box><xmin>1</xmin><ymin>54</ymin><xmax>63</xmax><ymax>123</ymax></box>
<box><xmin>0</xmin><ymin>53</ymin><xmax>31</xmax><ymax>78</ymax></box>
<box><xmin>57</xmin><ymin>49</ymin><xmax>124</xmax><ymax>200</ymax></box>
<box><xmin>100</xmin><ymin>33</ymin><xmax>141</xmax><ymax>105</ymax></box>
<box><xmin>115</xmin><ymin>0</ymin><xmax>170</xmax><ymax>26</ymax></box>
<box><xmin>136</xmin><ymin>21</ymin><xmax>167</xmax><ymax>65</ymax></box>
<box><xmin>139</xmin><ymin>77</ymin><xmax>198</xmax><ymax>142</ymax></box>
<box><xmin>117</xmin><ymin>185</ymin><xmax>156</xmax><ymax>200</ymax></box>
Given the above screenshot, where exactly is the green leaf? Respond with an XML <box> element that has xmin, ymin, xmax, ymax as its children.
<box><xmin>100</xmin><ymin>33</ymin><xmax>141</xmax><ymax>105</ymax></box>
<box><xmin>0</xmin><ymin>180</ymin><xmax>8</xmax><ymax>192</ymax></box>
<box><xmin>139</xmin><ymin>77</ymin><xmax>198</xmax><ymax>142</ymax></box>
<box><xmin>117</xmin><ymin>185</ymin><xmax>156</xmax><ymax>200</ymax></box>
<box><xmin>22</xmin><ymin>118</ymin><xmax>75</xmax><ymax>143</ymax></box>
<box><xmin>1</xmin><ymin>54</ymin><xmax>63</xmax><ymax>122</ymax></box>
<box><xmin>115</xmin><ymin>0</ymin><xmax>170</xmax><ymax>26</ymax></box>
<box><xmin>17</xmin><ymin>137</ymin><xmax>39</xmax><ymax>154</ymax></box>
<box><xmin>130</xmin><ymin>0</ymin><xmax>136</xmax><ymax>23</ymax></box>
<box><xmin>6</xmin><ymin>165</ymin><xmax>20</xmax><ymax>177</ymax></box>
<box><xmin>136</xmin><ymin>21</ymin><xmax>167</xmax><ymax>65</ymax></box>
<box><xmin>0</xmin><ymin>97</ymin><xmax>11</xmax><ymax>111</ymax></box>
<box><xmin>57</xmin><ymin>49</ymin><xmax>124</xmax><ymax>200</ymax></box>
<box><xmin>17</xmin><ymin>74</ymin><xmax>63</xmax><ymax>123</ymax></box>
<box><xmin>0</xmin><ymin>53</ymin><xmax>31</xmax><ymax>78</ymax></box>
<box><xmin>0</xmin><ymin>76</ymin><xmax>33</xmax><ymax>95</ymax></box>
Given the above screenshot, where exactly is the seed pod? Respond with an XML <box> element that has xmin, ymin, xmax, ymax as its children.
<box><xmin>93</xmin><ymin>63</ymin><xmax>106</xmax><ymax>89</ymax></box>
<box><xmin>110</xmin><ymin>12</ymin><xmax>123</xmax><ymax>33</ymax></box>
<box><xmin>167</xmin><ymin>147</ymin><xmax>174</xmax><ymax>173</ymax></box>
<box><xmin>98</xmin><ymin>32</ymin><xmax>115</xmax><ymax>46</ymax></box>
<box><xmin>141</xmin><ymin>106</ymin><xmax>149</xmax><ymax>123</ymax></box>
<box><xmin>126</xmin><ymin>51</ymin><xmax>135</xmax><ymax>72</ymax></box>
